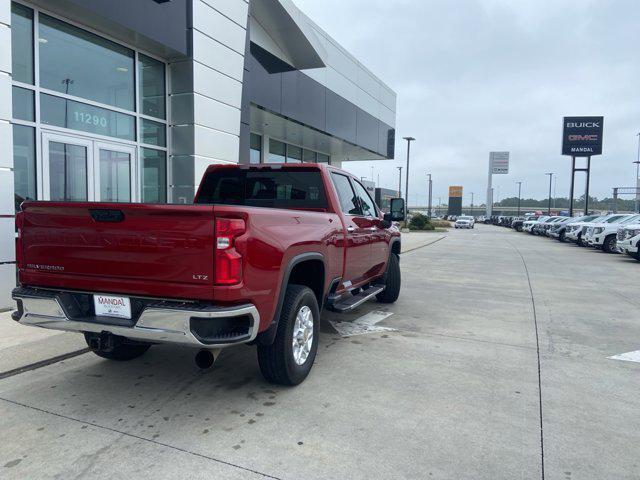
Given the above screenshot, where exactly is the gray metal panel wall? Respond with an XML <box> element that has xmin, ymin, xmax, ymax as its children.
<box><xmin>247</xmin><ymin>46</ymin><xmax>395</xmax><ymax>159</ymax></box>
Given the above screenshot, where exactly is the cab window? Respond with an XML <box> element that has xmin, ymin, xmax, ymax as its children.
<box><xmin>352</xmin><ymin>180</ymin><xmax>377</xmax><ymax>217</ymax></box>
<box><xmin>331</xmin><ymin>173</ymin><xmax>360</xmax><ymax>215</ymax></box>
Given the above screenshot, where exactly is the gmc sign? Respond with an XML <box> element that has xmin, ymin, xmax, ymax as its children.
<box><xmin>562</xmin><ymin>116</ymin><xmax>604</xmax><ymax>156</ymax></box>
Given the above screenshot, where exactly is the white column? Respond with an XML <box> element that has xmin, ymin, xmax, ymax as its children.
<box><xmin>486</xmin><ymin>159</ymin><xmax>493</xmax><ymax>218</ymax></box>
<box><xmin>0</xmin><ymin>0</ymin><xmax>14</xmax><ymax>310</ymax></box>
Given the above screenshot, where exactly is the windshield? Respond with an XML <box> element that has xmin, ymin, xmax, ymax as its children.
<box><xmin>620</xmin><ymin>215</ymin><xmax>640</xmax><ymax>224</ymax></box>
<box><xmin>606</xmin><ymin>215</ymin><xmax>630</xmax><ymax>224</ymax></box>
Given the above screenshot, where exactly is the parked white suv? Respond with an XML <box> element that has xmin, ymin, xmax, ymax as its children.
<box><xmin>583</xmin><ymin>214</ymin><xmax>640</xmax><ymax>253</ymax></box>
<box><xmin>523</xmin><ymin>216</ymin><xmax>549</xmax><ymax>233</ymax></box>
<box><xmin>617</xmin><ymin>222</ymin><xmax>640</xmax><ymax>260</ymax></box>
<box><xmin>455</xmin><ymin>216</ymin><xmax>475</xmax><ymax>229</ymax></box>
<box><xmin>565</xmin><ymin>215</ymin><xmax>607</xmax><ymax>245</ymax></box>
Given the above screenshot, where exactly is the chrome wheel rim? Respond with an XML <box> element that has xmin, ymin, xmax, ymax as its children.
<box><xmin>292</xmin><ymin>305</ymin><xmax>314</xmax><ymax>366</ymax></box>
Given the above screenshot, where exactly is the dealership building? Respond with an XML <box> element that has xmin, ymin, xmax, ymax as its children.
<box><xmin>0</xmin><ymin>0</ymin><xmax>397</xmax><ymax>308</ymax></box>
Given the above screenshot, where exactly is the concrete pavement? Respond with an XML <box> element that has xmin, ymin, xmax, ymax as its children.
<box><xmin>1</xmin><ymin>225</ymin><xmax>638</xmax><ymax>479</ymax></box>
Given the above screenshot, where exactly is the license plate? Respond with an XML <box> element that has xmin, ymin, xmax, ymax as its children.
<box><xmin>93</xmin><ymin>295</ymin><xmax>132</xmax><ymax>319</ymax></box>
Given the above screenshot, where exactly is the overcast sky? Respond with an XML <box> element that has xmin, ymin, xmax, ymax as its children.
<box><xmin>295</xmin><ymin>0</ymin><xmax>640</xmax><ymax>206</ymax></box>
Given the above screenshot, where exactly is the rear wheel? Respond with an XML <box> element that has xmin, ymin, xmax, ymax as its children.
<box><xmin>84</xmin><ymin>333</ymin><xmax>151</xmax><ymax>361</ymax></box>
<box><xmin>376</xmin><ymin>253</ymin><xmax>401</xmax><ymax>304</ymax></box>
<box><xmin>257</xmin><ymin>285</ymin><xmax>319</xmax><ymax>386</ymax></box>
<box><xmin>603</xmin><ymin>235</ymin><xmax>617</xmax><ymax>253</ymax></box>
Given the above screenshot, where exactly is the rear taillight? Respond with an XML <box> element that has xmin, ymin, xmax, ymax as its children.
<box><xmin>15</xmin><ymin>212</ymin><xmax>24</xmax><ymax>269</ymax></box>
<box><xmin>214</xmin><ymin>218</ymin><xmax>245</xmax><ymax>285</ymax></box>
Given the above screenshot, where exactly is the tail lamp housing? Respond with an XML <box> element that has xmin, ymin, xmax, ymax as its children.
<box><xmin>214</xmin><ymin>218</ymin><xmax>245</xmax><ymax>285</ymax></box>
<box><xmin>15</xmin><ymin>212</ymin><xmax>24</xmax><ymax>269</ymax></box>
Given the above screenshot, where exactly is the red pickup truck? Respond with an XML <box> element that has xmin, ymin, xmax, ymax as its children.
<box><xmin>12</xmin><ymin>164</ymin><xmax>404</xmax><ymax>385</ymax></box>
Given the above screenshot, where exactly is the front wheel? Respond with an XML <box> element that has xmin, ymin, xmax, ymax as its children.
<box><xmin>376</xmin><ymin>253</ymin><xmax>401</xmax><ymax>304</ymax></box>
<box><xmin>603</xmin><ymin>235</ymin><xmax>617</xmax><ymax>254</ymax></box>
<box><xmin>257</xmin><ymin>285</ymin><xmax>319</xmax><ymax>386</ymax></box>
<box><xmin>559</xmin><ymin>230</ymin><xmax>566</xmax><ymax>242</ymax></box>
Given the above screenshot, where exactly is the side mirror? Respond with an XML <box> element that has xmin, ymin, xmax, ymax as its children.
<box><xmin>384</xmin><ymin>198</ymin><xmax>405</xmax><ymax>222</ymax></box>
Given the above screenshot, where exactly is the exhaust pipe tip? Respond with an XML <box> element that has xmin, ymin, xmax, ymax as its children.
<box><xmin>195</xmin><ymin>349</ymin><xmax>215</xmax><ymax>370</ymax></box>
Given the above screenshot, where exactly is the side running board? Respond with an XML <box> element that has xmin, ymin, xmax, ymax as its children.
<box><xmin>329</xmin><ymin>284</ymin><xmax>385</xmax><ymax>313</ymax></box>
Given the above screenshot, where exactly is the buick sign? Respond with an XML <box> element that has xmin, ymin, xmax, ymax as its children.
<box><xmin>562</xmin><ymin>116</ymin><xmax>604</xmax><ymax>156</ymax></box>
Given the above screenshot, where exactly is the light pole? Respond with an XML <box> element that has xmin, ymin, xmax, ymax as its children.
<box><xmin>545</xmin><ymin>172</ymin><xmax>554</xmax><ymax>215</ymax></box>
<box><xmin>427</xmin><ymin>174</ymin><xmax>433</xmax><ymax>218</ymax></box>
<box><xmin>396</xmin><ymin>166</ymin><xmax>403</xmax><ymax>197</ymax></box>
<box><xmin>403</xmin><ymin>137</ymin><xmax>415</xmax><ymax>221</ymax></box>
<box><xmin>634</xmin><ymin>160</ymin><xmax>640</xmax><ymax>213</ymax></box>
<box><xmin>516</xmin><ymin>181</ymin><xmax>523</xmax><ymax>217</ymax></box>
<box><xmin>635</xmin><ymin>132</ymin><xmax>640</xmax><ymax>213</ymax></box>
<box><xmin>470</xmin><ymin>192</ymin><xmax>474</xmax><ymax>214</ymax></box>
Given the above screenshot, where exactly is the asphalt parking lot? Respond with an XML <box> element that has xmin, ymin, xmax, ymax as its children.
<box><xmin>1</xmin><ymin>225</ymin><xmax>639</xmax><ymax>479</ymax></box>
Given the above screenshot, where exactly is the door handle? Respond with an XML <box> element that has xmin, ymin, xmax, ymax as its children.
<box><xmin>369</xmin><ymin>227</ymin><xmax>377</xmax><ymax>231</ymax></box>
<box><xmin>346</xmin><ymin>226</ymin><xmax>355</xmax><ymax>233</ymax></box>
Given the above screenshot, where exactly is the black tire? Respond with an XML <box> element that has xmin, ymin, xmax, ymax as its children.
<box><xmin>516</xmin><ymin>225</ymin><xmax>523</xmax><ymax>232</ymax></box>
<box><xmin>84</xmin><ymin>333</ymin><xmax>151</xmax><ymax>361</ymax></box>
<box><xmin>257</xmin><ymin>285</ymin><xmax>319</xmax><ymax>386</ymax></box>
<box><xmin>559</xmin><ymin>230</ymin><xmax>566</xmax><ymax>242</ymax></box>
<box><xmin>577</xmin><ymin>234</ymin><xmax>585</xmax><ymax>247</ymax></box>
<box><xmin>603</xmin><ymin>235</ymin><xmax>617</xmax><ymax>254</ymax></box>
<box><xmin>376</xmin><ymin>253</ymin><xmax>401</xmax><ymax>304</ymax></box>
<box><xmin>635</xmin><ymin>248</ymin><xmax>640</xmax><ymax>262</ymax></box>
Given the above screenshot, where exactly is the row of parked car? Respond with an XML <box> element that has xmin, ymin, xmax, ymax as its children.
<box><xmin>491</xmin><ymin>213</ymin><xmax>640</xmax><ymax>259</ymax></box>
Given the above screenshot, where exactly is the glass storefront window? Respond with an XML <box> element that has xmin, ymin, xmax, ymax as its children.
<box><xmin>11</xmin><ymin>3</ymin><xmax>34</xmax><ymax>84</ymax></box>
<box><xmin>141</xmin><ymin>118</ymin><xmax>166</xmax><ymax>147</ymax></box>
<box><xmin>139</xmin><ymin>54</ymin><xmax>166</xmax><ymax>119</ymax></box>
<box><xmin>41</xmin><ymin>93</ymin><xmax>136</xmax><ymax>141</ymax></box>
<box><xmin>141</xmin><ymin>148</ymin><xmax>167</xmax><ymax>203</ymax></box>
<box><xmin>39</xmin><ymin>13</ymin><xmax>135</xmax><ymax>111</ymax></box>
<box><xmin>49</xmin><ymin>141</ymin><xmax>88</xmax><ymax>201</ymax></box>
<box><xmin>267</xmin><ymin>139</ymin><xmax>286</xmax><ymax>163</ymax></box>
<box><xmin>12</xmin><ymin>86</ymin><xmax>34</xmax><ymax>121</ymax></box>
<box><xmin>317</xmin><ymin>153</ymin><xmax>330</xmax><ymax>164</ymax></box>
<box><xmin>13</xmin><ymin>125</ymin><xmax>36</xmax><ymax>210</ymax></box>
<box><xmin>286</xmin><ymin>145</ymin><xmax>302</xmax><ymax>163</ymax></box>
<box><xmin>250</xmin><ymin>133</ymin><xmax>261</xmax><ymax>164</ymax></box>
<box><xmin>303</xmin><ymin>149</ymin><xmax>316</xmax><ymax>163</ymax></box>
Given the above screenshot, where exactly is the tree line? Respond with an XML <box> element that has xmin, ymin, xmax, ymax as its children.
<box><xmin>494</xmin><ymin>194</ymin><xmax>636</xmax><ymax>211</ymax></box>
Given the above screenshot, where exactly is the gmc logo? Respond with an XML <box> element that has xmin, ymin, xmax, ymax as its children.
<box><xmin>568</xmin><ymin>135</ymin><xmax>598</xmax><ymax>141</ymax></box>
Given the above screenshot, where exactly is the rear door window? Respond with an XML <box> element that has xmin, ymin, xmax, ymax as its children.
<box><xmin>196</xmin><ymin>169</ymin><xmax>328</xmax><ymax>209</ymax></box>
<box><xmin>331</xmin><ymin>173</ymin><xmax>361</xmax><ymax>215</ymax></box>
<box><xmin>352</xmin><ymin>180</ymin><xmax>377</xmax><ymax>217</ymax></box>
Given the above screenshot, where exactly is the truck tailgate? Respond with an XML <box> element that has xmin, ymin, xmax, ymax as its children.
<box><xmin>19</xmin><ymin>202</ymin><xmax>216</xmax><ymax>300</ymax></box>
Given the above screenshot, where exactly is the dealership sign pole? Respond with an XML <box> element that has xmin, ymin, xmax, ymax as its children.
<box><xmin>562</xmin><ymin>116</ymin><xmax>603</xmax><ymax>216</ymax></box>
<box><xmin>486</xmin><ymin>152</ymin><xmax>510</xmax><ymax>217</ymax></box>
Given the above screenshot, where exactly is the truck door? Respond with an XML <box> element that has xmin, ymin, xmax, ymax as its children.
<box><xmin>351</xmin><ymin>179</ymin><xmax>388</xmax><ymax>277</ymax></box>
<box><xmin>330</xmin><ymin>172</ymin><xmax>372</xmax><ymax>289</ymax></box>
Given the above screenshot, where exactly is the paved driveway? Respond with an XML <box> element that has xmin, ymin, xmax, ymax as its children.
<box><xmin>1</xmin><ymin>225</ymin><xmax>638</xmax><ymax>479</ymax></box>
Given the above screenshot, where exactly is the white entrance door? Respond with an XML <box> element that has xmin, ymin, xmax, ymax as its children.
<box><xmin>93</xmin><ymin>141</ymin><xmax>137</xmax><ymax>203</ymax></box>
<box><xmin>41</xmin><ymin>132</ymin><xmax>137</xmax><ymax>202</ymax></box>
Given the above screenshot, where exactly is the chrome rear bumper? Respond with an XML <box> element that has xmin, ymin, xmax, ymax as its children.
<box><xmin>12</xmin><ymin>287</ymin><xmax>259</xmax><ymax>348</ymax></box>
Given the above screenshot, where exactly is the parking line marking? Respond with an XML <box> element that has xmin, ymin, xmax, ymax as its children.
<box><xmin>608</xmin><ymin>350</ymin><xmax>640</xmax><ymax>363</ymax></box>
<box><xmin>330</xmin><ymin>311</ymin><xmax>395</xmax><ymax>337</ymax></box>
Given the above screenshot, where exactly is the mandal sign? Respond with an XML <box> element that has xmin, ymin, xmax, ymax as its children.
<box><xmin>562</xmin><ymin>116</ymin><xmax>604</xmax><ymax>156</ymax></box>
